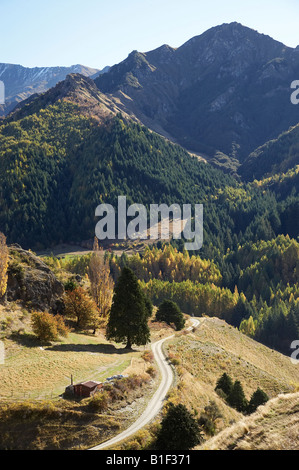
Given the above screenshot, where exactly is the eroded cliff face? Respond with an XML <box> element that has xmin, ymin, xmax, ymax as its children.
<box><xmin>6</xmin><ymin>245</ymin><xmax>64</xmax><ymax>313</ymax></box>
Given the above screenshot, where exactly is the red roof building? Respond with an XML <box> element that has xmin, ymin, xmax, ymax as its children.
<box><xmin>73</xmin><ymin>381</ymin><xmax>103</xmax><ymax>398</ymax></box>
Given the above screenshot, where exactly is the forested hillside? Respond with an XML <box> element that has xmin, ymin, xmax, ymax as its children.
<box><xmin>0</xmin><ymin>75</ymin><xmax>297</xmax><ymax>254</ymax></box>
<box><xmin>240</xmin><ymin>124</ymin><xmax>299</xmax><ymax>181</ymax></box>
<box><xmin>52</xmin><ymin>235</ymin><xmax>299</xmax><ymax>358</ymax></box>
<box><xmin>1</xmin><ymin>10</ymin><xmax>299</xmax><ymax>453</ymax></box>
<box><xmin>0</xmin><ymin>66</ymin><xmax>298</xmax><ymax>361</ymax></box>
<box><xmin>0</xmin><ymin>97</ymin><xmax>236</xmax><ymax>248</ymax></box>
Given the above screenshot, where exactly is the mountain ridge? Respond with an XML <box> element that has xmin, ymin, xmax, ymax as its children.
<box><xmin>95</xmin><ymin>22</ymin><xmax>299</xmax><ymax>171</ymax></box>
<box><xmin>3</xmin><ymin>23</ymin><xmax>299</xmax><ymax>174</ymax></box>
<box><xmin>0</xmin><ymin>62</ymin><xmax>107</xmax><ymax>117</ymax></box>
<box><xmin>8</xmin><ymin>73</ymin><xmax>135</xmax><ymax>124</ymax></box>
<box><xmin>239</xmin><ymin>122</ymin><xmax>299</xmax><ymax>180</ymax></box>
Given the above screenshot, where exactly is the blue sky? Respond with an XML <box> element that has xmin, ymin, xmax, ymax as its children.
<box><xmin>0</xmin><ymin>0</ymin><xmax>298</xmax><ymax>70</ymax></box>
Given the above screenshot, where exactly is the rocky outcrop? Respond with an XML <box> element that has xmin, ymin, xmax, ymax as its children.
<box><xmin>6</xmin><ymin>245</ymin><xmax>64</xmax><ymax>313</ymax></box>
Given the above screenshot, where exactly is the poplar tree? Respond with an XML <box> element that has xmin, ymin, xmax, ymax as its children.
<box><xmin>0</xmin><ymin>233</ymin><xmax>8</xmax><ymax>300</ymax></box>
<box><xmin>88</xmin><ymin>238</ymin><xmax>114</xmax><ymax>327</ymax></box>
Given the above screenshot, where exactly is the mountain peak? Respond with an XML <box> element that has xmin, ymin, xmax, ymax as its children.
<box><xmin>10</xmin><ymin>73</ymin><xmax>98</xmax><ymax>117</ymax></box>
<box><xmin>95</xmin><ymin>22</ymin><xmax>299</xmax><ymax>167</ymax></box>
<box><xmin>59</xmin><ymin>72</ymin><xmax>97</xmax><ymax>94</ymax></box>
<box><xmin>145</xmin><ymin>44</ymin><xmax>176</xmax><ymax>65</ymax></box>
<box><xmin>179</xmin><ymin>21</ymin><xmax>289</xmax><ymax>56</ymax></box>
<box><xmin>217</xmin><ymin>21</ymin><xmax>249</xmax><ymax>29</ymax></box>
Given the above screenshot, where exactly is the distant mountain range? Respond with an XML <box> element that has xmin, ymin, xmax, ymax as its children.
<box><xmin>0</xmin><ymin>70</ymin><xmax>297</xmax><ymax>250</ymax></box>
<box><xmin>0</xmin><ymin>63</ymin><xmax>109</xmax><ymax>116</ymax></box>
<box><xmin>2</xmin><ymin>22</ymin><xmax>299</xmax><ymax>175</ymax></box>
<box><xmin>0</xmin><ymin>21</ymin><xmax>298</xmax><ymax>230</ymax></box>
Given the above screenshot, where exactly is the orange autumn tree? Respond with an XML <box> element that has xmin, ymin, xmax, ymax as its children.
<box><xmin>64</xmin><ymin>286</ymin><xmax>99</xmax><ymax>331</ymax></box>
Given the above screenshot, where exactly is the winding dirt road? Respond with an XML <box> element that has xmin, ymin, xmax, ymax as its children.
<box><xmin>89</xmin><ymin>318</ymin><xmax>200</xmax><ymax>451</ymax></box>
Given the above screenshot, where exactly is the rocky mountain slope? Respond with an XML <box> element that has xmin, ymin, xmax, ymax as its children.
<box><xmin>95</xmin><ymin>22</ymin><xmax>299</xmax><ymax>171</ymax></box>
<box><xmin>239</xmin><ymin>122</ymin><xmax>299</xmax><ymax>180</ymax></box>
<box><xmin>10</xmin><ymin>73</ymin><xmax>132</xmax><ymax>123</ymax></box>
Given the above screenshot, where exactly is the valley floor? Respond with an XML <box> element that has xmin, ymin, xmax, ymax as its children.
<box><xmin>1</xmin><ymin>311</ymin><xmax>299</xmax><ymax>450</ymax></box>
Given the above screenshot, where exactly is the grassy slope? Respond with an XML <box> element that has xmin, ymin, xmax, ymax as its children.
<box><xmin>0</xmin><ymin>303</ymin><xmax>170</xmax><ymax>400</ymax></box>
<box><xmin>1</xmin><ymin>330</ymin><xmax>132</xmax><ymax>399</ymax></box>
<box><xmin>0</xmin><ymin>298</ymin><xmax>173</xmax><ymax>450</ymax></box>
<box><xmin>162</xmin><ymin>317</ymin><xmax>299</xmax><ymax>440</ymax></box>
<box><xmin>0</xmin><ymin>379</ymin><xmax>159</xmax><ymax>450</ymax></box>
<box><xmin>0</xmin><ymin>305</ymin><xmax>168</xmax><ymax>450</ymax></box>
<box><xmin>198</xmin><ymin>392</ymin><xmax>299</xmax><ymax>450</ymax></box>
<box><xmin>1</xmin><ymin>307</ymin><xmax>299</xmax><ymax>449</ymax></box>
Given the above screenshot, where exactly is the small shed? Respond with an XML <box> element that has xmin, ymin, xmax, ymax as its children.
<box><xmin>73</xmin><ymin>381</ymin><xmax>103</xmax><ymax>398</ymax></box>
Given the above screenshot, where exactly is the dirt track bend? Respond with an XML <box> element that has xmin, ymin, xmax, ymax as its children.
<box><xmin>89</xmin><ymin>318</ymin><xmax>200</xmax><ymax>451</ymax></box>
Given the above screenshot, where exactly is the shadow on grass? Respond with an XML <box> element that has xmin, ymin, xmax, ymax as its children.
<box><xmin>9</xmin><ymin>331</ymin><xmax>49</xmax><ymax>348</ymax></box>
<box><xmin>9</xmin><ymin>330</ymin><xmax>138</xmax><ymax>354</ymax></box>
<box><xmin>46</xmin><ymin>343</ymin><xmax>135</xmax><ymax>354</ymax></box>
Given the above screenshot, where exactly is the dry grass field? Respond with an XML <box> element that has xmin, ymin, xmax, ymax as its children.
<box><xmin>162</xmin><ymin>317</ymin><xmax>299</xmax><ymax>440</ymax></box>
<box><xmin>167</xmin><ymin>317</ymin><xmax>299</xmax><ymax>398</ymax></box>
<box><xmin>1</xmin><ymin>304</ymin><xmax>299</xmax><ymax>450</ymax></box>
<box><xmin>0</xmin><ymin>299</ymin><xmax>174</xmax><ymax>450</ymax></box>
<box><xmin>0</xmin><ymin>303</ymin><xmax>163</xmax><ymax>400</ymax></box>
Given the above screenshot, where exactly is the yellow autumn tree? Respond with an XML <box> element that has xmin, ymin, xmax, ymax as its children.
<box><xmin>31</xmin><ymin>311</ymin><xmax>69</xmax><ymax>343</ymax></box>
<box><xmin>240</xmin><ymin>316</ymin><xmax>256</xmax><ymax>338</ymax></box>
<box><xmin>0</xmin><ymin>233</ymin><xmax>9</xmax><ymax>299</ymax></box>
<box><xmin>88</xmin><ymin>238</ymin><xmax>114</xmax><ymax>326</ymax></box>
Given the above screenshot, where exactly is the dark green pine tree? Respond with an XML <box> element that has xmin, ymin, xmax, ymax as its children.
<box><xmin>227</xmin><ymin>380</ymin><xmax>248</xmax><ymax>413</ymax></box>
<box><xmin>155</xmin><ymin>403</ymin><xmax>203</xmax><ymax>450</ymax></box>
<box><xmin>156</xmin><ymin>299</ymin><xmax>185</xmax><ymax>331</ymax></box>
<box><xmin>106</xmin><ymin>267</ymin><xmax>151</xmax><ymax>349</ymax></box>
<box><xmin>215</xmin><ymin>373</ymin><xmax>234</xmax><ymax>397</ymax></box>
<box><xmin>247</xmin><ymin>388</ymin><xmax>269</xmax><ymax>414</ymax></box>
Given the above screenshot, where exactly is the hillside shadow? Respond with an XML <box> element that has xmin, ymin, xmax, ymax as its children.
<box><xmin>9</xmin><ymin>331</ymin><xmax>49</xmax><ymax>348</ymax></box>
<box><xmin>46</xmin><ymin>343</ymin><xmax>135</xmax><ymax>354</ymax></box>
<box><xmin>9</xmin><ymin>331</ymin><xmax>138</xmax><ymax>354</ymax></box>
